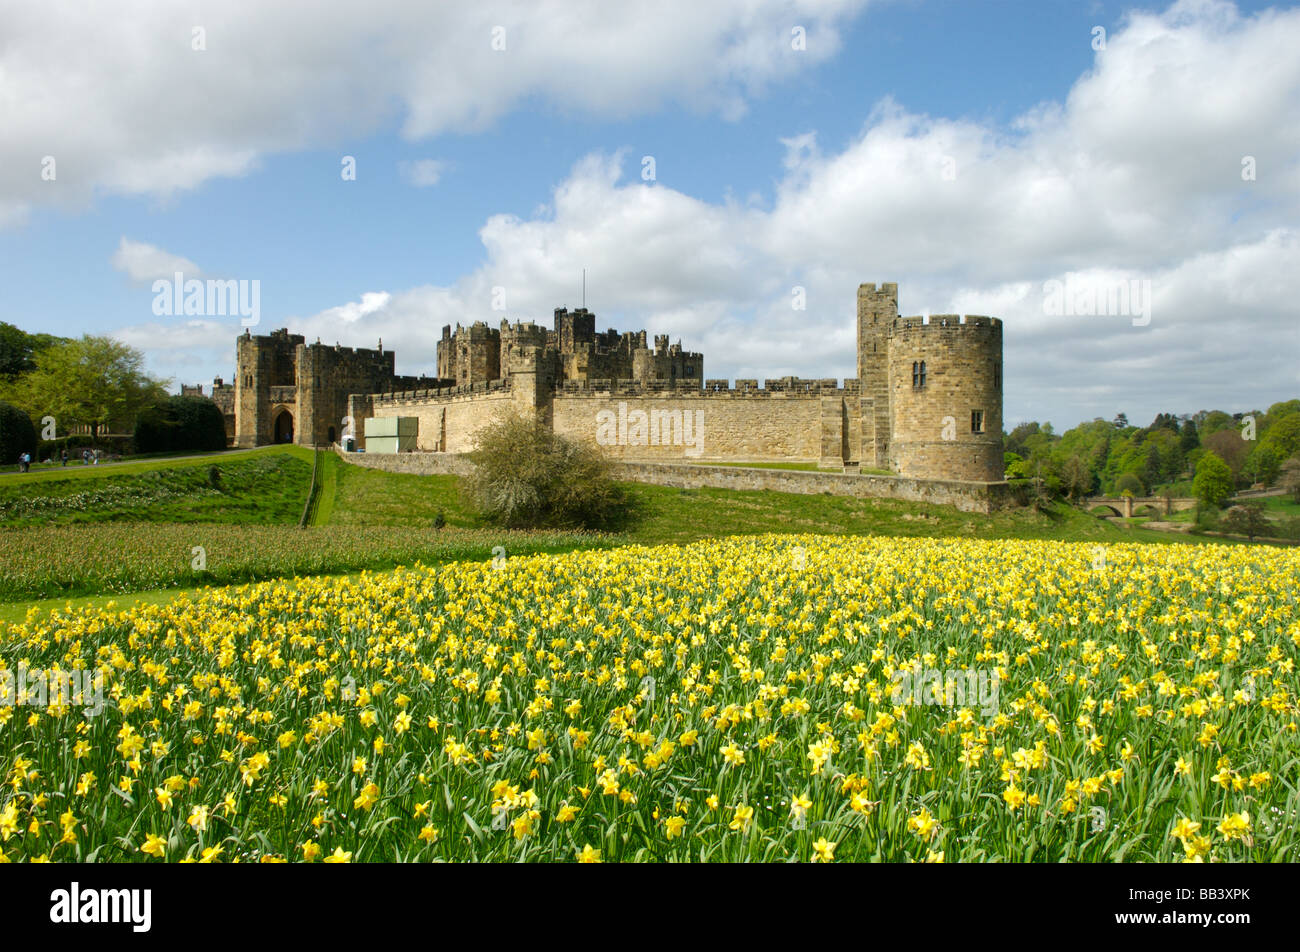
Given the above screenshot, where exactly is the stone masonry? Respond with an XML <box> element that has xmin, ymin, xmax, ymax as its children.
<box><xmin>197</xmin><ymin>283</ymin><xmax>1004</xmax><ymax>483</ymax></box>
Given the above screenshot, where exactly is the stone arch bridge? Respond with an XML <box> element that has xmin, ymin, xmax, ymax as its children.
<box><xmin>1085</xmin><ymin>495</ymin><xmax>1199</xmax><ymax>518</ymax></box>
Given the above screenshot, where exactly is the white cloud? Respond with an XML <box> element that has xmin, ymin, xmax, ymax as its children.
<box><xmin>111</xmin><ymin>238</ymin><xmax>204</xmax><ymax>283</ymax></box>
<box><xmin>121</xmin><ymin>0</ymin><xmax>1300</xmax><ymax>427</ymax></box>
<box><xmin>398</xmin><ymin>160</ymin><xmax>446</xmax><ymax>188</ymax></box>
<box><xmin>0</xmin><ymin>0</ymin><xmax>867</xmax><ymax>220</ymax></box>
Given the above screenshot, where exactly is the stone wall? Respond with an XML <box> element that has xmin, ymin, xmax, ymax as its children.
<box><xmin>551</xmin><ymin>390</ymin><xmax>825</xmax><ymax>462</ymax></box>
<box><xmin>334</xmin><ymin>446</ymin><xmax>473</xmax><ymax>476</ymax></box>
<box><xmin>366</xmin><ymin>383</ymin><xmax>515</xmax><ymax>453</ymax></box>
<box><xmin>613</xmin><ymin>461</ymin><xmax>1012</xmax><ymax>513</ymax></box>
<box><xmin>334</xmin><ymin>448</ymin><xmax>1014</xmax><ymax>513</ymax></box>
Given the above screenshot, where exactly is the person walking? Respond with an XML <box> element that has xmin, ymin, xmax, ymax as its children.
<box><xmin>18</xmin><ymin>451</ymin><xmax>29</xmax><ymax>473</ymax></box>
<box><xmin>61</xmin><ymin>449</ymin><xmax>68</xmax><ymax>467</ymax></box>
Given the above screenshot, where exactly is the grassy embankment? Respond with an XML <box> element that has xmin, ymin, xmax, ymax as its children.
<box><xmin>0</xmin><ymin>446</ymin><xmax>1256</xmax><ymax>616</ymax></box>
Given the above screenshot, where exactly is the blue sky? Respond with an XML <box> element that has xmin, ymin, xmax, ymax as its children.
<box><xmin>1</xmin><ymin>0</ymin><xmax>1297</xmax><ymax>429</ymax></box>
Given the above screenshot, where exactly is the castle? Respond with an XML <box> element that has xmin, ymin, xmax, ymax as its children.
<box><xmin>189</xmin><ymin>283</ymin><xmax>1004</xmax><ymax>482</ymax></box>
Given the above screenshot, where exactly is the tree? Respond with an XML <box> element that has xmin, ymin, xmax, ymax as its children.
<box><xmin>0</xmin><ymin>322</ymin><xmax>69</xmax><ymax>379</ymax></box>
<box><xmin>463</xmin><ymin>410</ymin><xmax>632</xmax><ymax>530</ymax></box>
<box><xmin>1114</xmin><ymin>472</ymin><xmax>1144</xmax><ymax>496</ymax></box>
<box><xmin>1197</xmin><ymin>410</ymin><xmax>1234</xmax><ymax>437</ymax></box>
<box><xmin>1193</xmin><ymin>452</ymin><xmax>1233</xmax><ymax>509</ymax></box>
<box><xmin>1060</xmin><ymin>455</ymin><xmax>1094</xmax><ymax>499</ymax></box>
<box><xmin>1004</xmin><ymin>452</ymin><xmax>1032</xmax><ymax>480</ymax></box>
<box><xmin>5</xmin><ymin>336</ymin><xmax>168</xmax><ymax>444</ymax></box>
<box><xmin>1253</xmin><ymin>414</ymin><xmax>1300</xmax><ymax>483</ymax></box>
<box><xmin>0</xmin><ymin>400</ymin><xmax>36</xmax><ymax>465</ymax></box>
<box><xmin>1202</xmin><ymin>429</ymin><xmax>1250</xmax><ymax>484</ymax></box>
<box><xmin>1142</xmin><ymin>443</ymin><xmax>1163</xmax><ymax>491</ymax></box>
<box><xmin>134</xmin><ymin>395</ymin><xmax>229</xmax><ymax>454</ymax></box>
<box><xmin>1280</xmin><ymin>456</ymin><xmax>1300</xmax><ymax>504</ymax></box>
<box><xmin>1219</xmin><ymin>503</ymin><xmax>1270</xmax><ymax>541</ymax></box>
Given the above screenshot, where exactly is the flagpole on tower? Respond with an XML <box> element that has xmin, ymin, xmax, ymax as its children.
<box><xmin>582</xmin><ymin>268</ymin><xmax>586</xmax><ymax>308</ymax></box>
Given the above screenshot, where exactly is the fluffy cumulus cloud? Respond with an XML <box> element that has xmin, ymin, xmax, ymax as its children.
<box><xmin>111</xmin><ymin>238</ymin><xmax>204</xmax><ymax>283</ymax></box>
<box><xmin>100</xmin><ymin>0</ymin><xmax>1300</xmax><ymax>427</ymax></box>
<box><xmin>0</xmin><ymin>0</ymin><xmax>863</xmax><ymax>221</ymax></box>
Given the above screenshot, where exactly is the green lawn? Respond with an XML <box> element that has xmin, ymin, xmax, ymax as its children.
<box><xmin>0</xmin><ymin>445</ymin><xmax>296</xmax><ymax>482</ymax></box>
<box><xmin>0</xmin><ymin>448</ymin><xmax>312</xmax><ymax>527</ymax></box>
<box><xmin>0</xmin><ymin>449</ymin><xmax>1269</xmax><ymax>611</ymax></box>
<box><xmin>317</xmin><ymin>457</ymin><xmax>1206</xmax><ymax>547</ymax></box>
<box><xmin>1260</xmin><ymin>494</ymin><xmax>1300</xmax><ymax>517</ymax></box>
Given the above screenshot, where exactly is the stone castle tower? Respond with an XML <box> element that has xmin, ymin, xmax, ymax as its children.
<box><xmin>858</xmin><ymin>282</ymin><xmax>1003</xmax><ymax>481</ymax></box>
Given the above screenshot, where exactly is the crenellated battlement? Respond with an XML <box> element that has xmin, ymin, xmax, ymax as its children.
<box><xmin>558</xmin><ymin>377</ymin><xmax>857</xmax><ymax>398</ymax></box>
<box><xmin>893</xmin><ymin>314</ymin><xmax>1003</xmax><ymax>331</ymax></box>
<box><xmin>374</xmin><ymin>377</ymin><xmax>511</xmax><ymax>405</ymax></box>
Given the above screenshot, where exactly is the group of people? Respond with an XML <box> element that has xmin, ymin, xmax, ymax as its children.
<box><xmin>14</xmin><ymin>448</ymin><xmax>101</xmax><ymax>472</ymax></box>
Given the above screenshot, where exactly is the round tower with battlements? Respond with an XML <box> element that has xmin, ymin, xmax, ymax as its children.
<box><xmin>886</xmin><ymin>313</ymin><xmax>1003</xmax><ymax>482</ymax></box>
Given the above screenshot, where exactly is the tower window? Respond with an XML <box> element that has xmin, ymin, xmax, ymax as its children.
<box><xmin>912</xmin><ymin>360</ymin><xmax>927</xmax><ymax>389</ymax></box>
<box><xmin>993</xmin><ymin>364</ymin><xmax>1001</xmax><ymax>389</ymax></box>
<box><xmin>971</xmin><ymin>410</ymin><xmax>984</xmax><ymax>434</ymax></box>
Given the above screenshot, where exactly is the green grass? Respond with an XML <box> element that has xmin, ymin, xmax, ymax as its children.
<box><xmin>319</xmin><ymin>460</ymin><xmax>1207</xmax><ymax>547</ymax></box>
<box><xmin>0</xmin><ymin>451</ymin><xmax>1258</xmax><ymax>610</ymax></box>
<box><xmin>323</xmin><ymin>458</ymin><xmax>469</xmax><ymax>528</ymax></box>
<box><xmin>0</xmin><ymin>523</ymin><xmax>620</xmax><ymax>602</ymax></box>
<box><xmin>0</xmin><ymin>445</ymin><xmax>298</xmax><ymax>483</ymax></box>
<box><xmin>1260</xmin><ymin>494</ymin><xmax>1300</xmax><ymax>517</ymax></box>
<box><xmin>0</xmin><ymin>450</ymin><xmax>312</xmax><ymax>527</ymax></box>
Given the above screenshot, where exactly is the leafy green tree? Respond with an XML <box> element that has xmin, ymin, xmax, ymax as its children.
<box><xmin>1060</xmin><ymin>455</ymin><xmax>1094</xmax><ymax>499</ymax></box>
<box><xmin>1264</xmin><ymin>399</ymin><xmax>1300</xmax><ymax>427</ymax></box>
<box><xmin>1114</xmin><ymin>472</ymin><xmax>1144</xmax><ymax>496</ymax></box>
<box><xmin>1197</xmin><ymin>410</ymin><xmax>1234</xmax><ymax>437</ymax></box>
<box><xmin>1253</xmin><ymin>415</ymin><xmax>1300</xmax><ymax>484</ymax></box>
<box><xmin>4</xmin><ymin>336</ymin><xmax>168</xmax><ymax>444</ymax></box>
<box><xmin>1280</xmin><ymin>456</ymin><xmax>1300</xmax><ymax>504</ymax></box>
<box><xmin>1201</xmin><ymin>429</ymin><xmax>1249</xmax><ymax>484</ymax></box>
<box><xmin>0</xmin><ymin>400</ymin><xmax>37</xmax><ymax>465</ymax></box>
<box><xmin>1219</xmin><ymin>503</ymin><xmax>1270</xmax><ymax>541</ymax></box>
<box><xmin>1193</xmin><ymin>452</ymin><xmax>1233</xmax><ymax>509</ymax></box>
<box><xmin>0</xmin><ymin>322</ymin><xmax>70</xmax><ymax>379</ymax></box>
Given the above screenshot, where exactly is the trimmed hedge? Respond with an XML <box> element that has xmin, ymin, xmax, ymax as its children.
<box><xmin>134</xmin><ymin>395</ymin><xmax>229</xmax><ymax>455</ymax></box>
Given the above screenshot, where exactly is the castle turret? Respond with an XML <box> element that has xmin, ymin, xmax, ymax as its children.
<box><xmin>886</xmin><ymin>314</ymin><xmax>1003</xmax><ymax>481</ymax></box>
